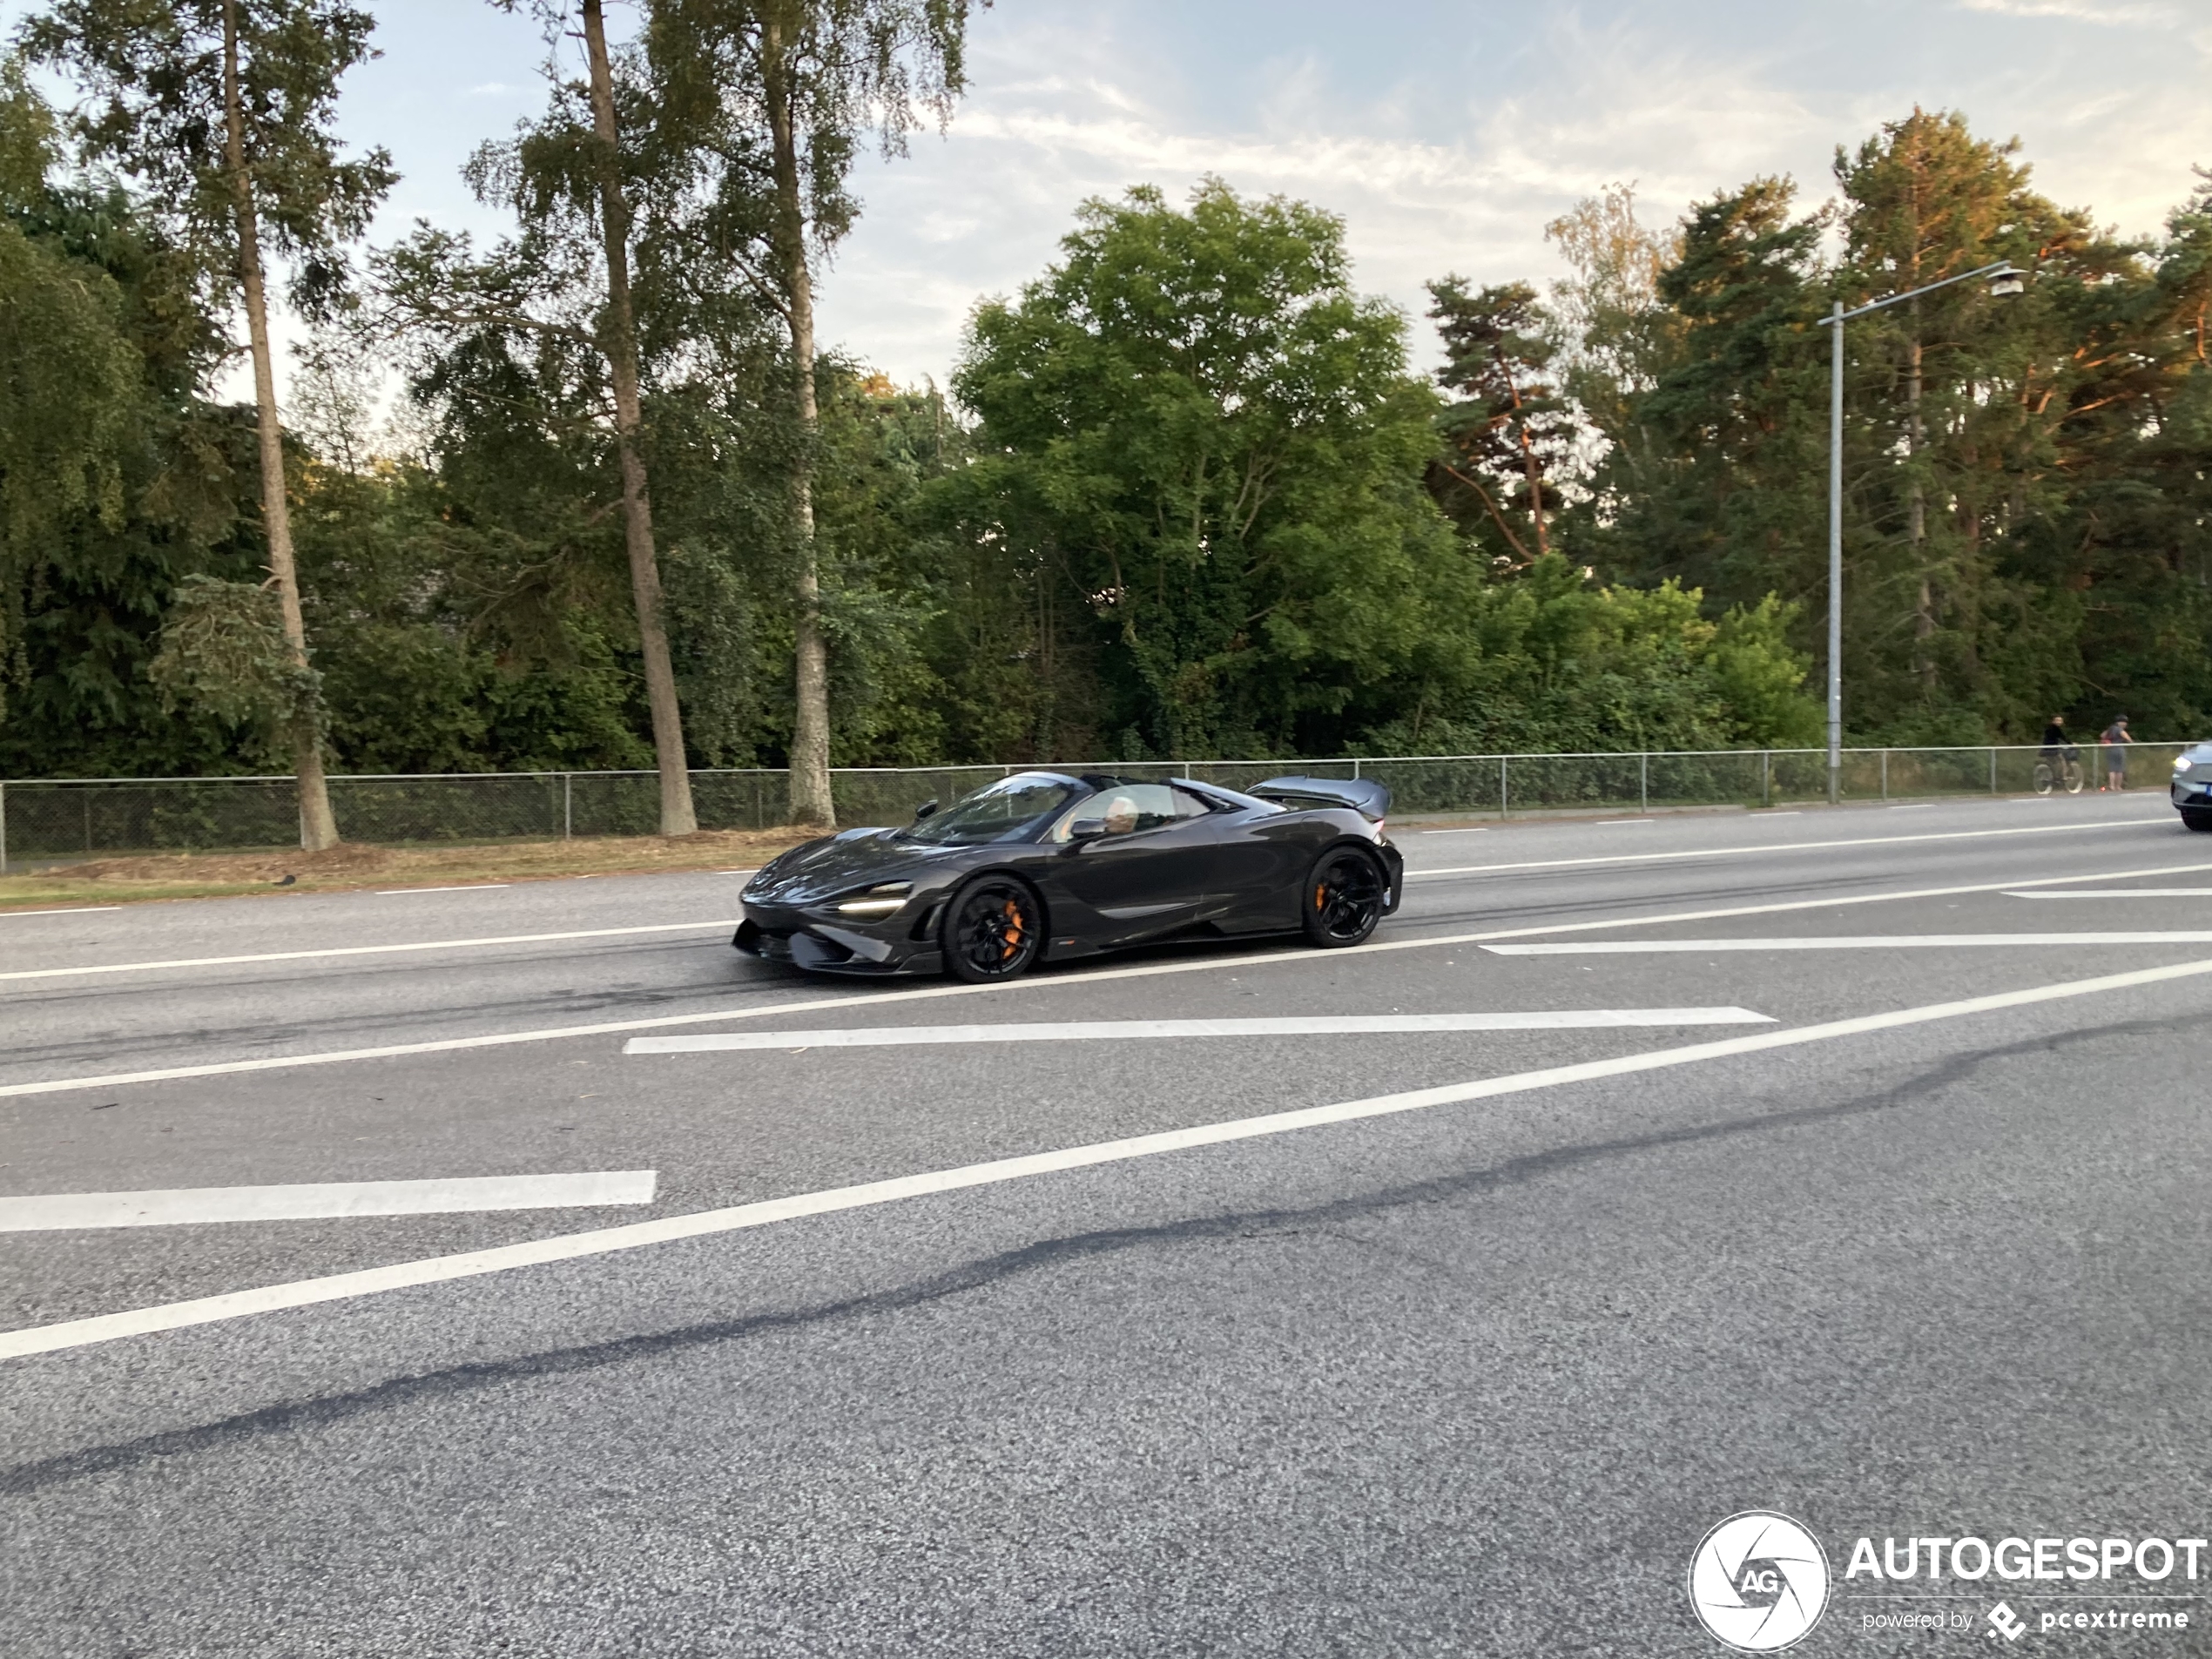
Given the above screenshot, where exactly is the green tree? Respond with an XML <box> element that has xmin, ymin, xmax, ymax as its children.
<box><xmin>24</xmin><ymin>0</ymin><xmax>393</xmax><ymax>845</ymax></box>
<box><xmin>0</xmin><ymin>51</ymin><xmax>263</xmax><ymax>779</ymax></box>
<box><xmin>646</xmin><ymin>0</ymin><xmax>976</xmax><ymax>826</ymax></box>
<box><xmin>1541</xmin><ymin>183</ymin><xmax>1682</xmax><ymax>523</ymax></box>
<box><xmin>1593</xmin><ymin>177</ymin><xmax>1829</xmax><ymax>614</ymax></box>
<box><xmin>0</xmin><ymin>55</ymin><xmax>141</xmax><ymax>667</ymax></box>
<box><xmin>1359</xmin><ymin>556</ymin><xmax>1817</xmax><ymax>756</ymax></box>
<box><xmin>952</xmin><ymin>179</ymin><xmax>1462</xmax><ymax>759</ymax></box>
<box><xmin>1836</xmin><ymin>109</ymin><xmax>2078</xmax><ymax>727</ymax></box>
<box><xmin>1426</xmin><ymin>277</ymin><xmax>1576</xmax><ymax>562</ymax></box>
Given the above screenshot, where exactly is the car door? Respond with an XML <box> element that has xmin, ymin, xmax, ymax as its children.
<box><xmin>1048</xmin><ymin>784</ymin><xmax>1217</xmax><ymax>943</ymax></box>
<box><xmin>1209</xmin><ymin>806</ymin><xmax>1322</xmax><ymax>931</ymax></box>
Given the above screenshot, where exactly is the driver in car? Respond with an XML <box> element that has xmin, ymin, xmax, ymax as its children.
<box><xmin>1103</xmin><ymin>794</ymin><xmax>1139</xmax><ymax>835</ymax></box>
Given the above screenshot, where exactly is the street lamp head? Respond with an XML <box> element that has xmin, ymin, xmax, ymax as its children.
<box><xmin>1987</xmin><ymin>266</ymin><xmax>2027</xmax><ymax>299</ymax></box>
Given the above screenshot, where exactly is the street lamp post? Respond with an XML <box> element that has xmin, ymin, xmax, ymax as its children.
<box><xmin>1816</xmin><ymin>260</ymin><xmax>2026</xmax><ymax>806</ymax></box>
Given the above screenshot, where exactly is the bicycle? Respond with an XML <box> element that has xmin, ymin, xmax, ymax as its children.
<box><xmin>2034</xmin><ymin>745</ymin><xmax>2084</xmax><ymax>795</ymax></box>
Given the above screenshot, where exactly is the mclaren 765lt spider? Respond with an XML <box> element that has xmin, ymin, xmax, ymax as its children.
<box><xmin>734</xmin><ymin>771</ymin><xmax>1405</xmax><ymax>982</ymax></box>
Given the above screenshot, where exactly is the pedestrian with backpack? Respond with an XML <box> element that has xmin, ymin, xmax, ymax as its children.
<box><xmin>2101</xmin><ymin>715</ymin><xmax>2132</xmax><ymax>790</ymax></box>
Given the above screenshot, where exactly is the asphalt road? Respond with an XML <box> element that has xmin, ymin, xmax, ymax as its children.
<box><xmin>6</xmin><ymin>792</ymin><xmax>2212</xmax><ymax>1656</ymax></box>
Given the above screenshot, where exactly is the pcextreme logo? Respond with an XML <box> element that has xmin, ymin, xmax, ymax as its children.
<box><xmin>1689</xmin><ymin>1511</ymin><xmax>1832</xmax><ymax>1652</ymax></box>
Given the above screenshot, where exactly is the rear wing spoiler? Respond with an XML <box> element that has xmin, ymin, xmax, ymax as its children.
<box><xmin>1251</xmin><ymin>775</ymin><xmax>1391</xmax><ymax>820</ymax></box>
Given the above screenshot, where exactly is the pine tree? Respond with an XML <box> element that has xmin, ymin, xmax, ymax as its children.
<box><xmin>1426</xmin><ymin>278</ymin><xmax>1576</xmax><ymax>563</ymax></box>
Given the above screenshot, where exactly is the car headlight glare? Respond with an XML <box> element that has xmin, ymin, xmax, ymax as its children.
<box><xmin>835</xmin><ymin>883</ymin><xmax>912</xmax><ymax>917</ymax></box>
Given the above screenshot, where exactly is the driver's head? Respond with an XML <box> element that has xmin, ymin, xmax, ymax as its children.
<box><xmin>1103</xmin><ymin>794</ymin><xmax>1138</xmax><ymax>834</ymax></box>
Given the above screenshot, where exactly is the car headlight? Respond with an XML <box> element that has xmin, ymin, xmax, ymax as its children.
<box><xmin>834</xmin><ymin>882</ymin><xmax>912</xmax><ymax>917</ymax></box>
<box><xmin>2175</xmin><ymin>756</ymin><xmax>2192</xmax><ymax>772</ymax></box>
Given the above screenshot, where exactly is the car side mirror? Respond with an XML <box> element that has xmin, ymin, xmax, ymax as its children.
<box><xmin>914</xmin><ymin>799</ymin><xmax>938</xmax><ymax>820</ymax></box>
<box><xmin>1068</xmin><ymin>819</ymin><xmax>1108</xmax><ymax>842</ymax></box>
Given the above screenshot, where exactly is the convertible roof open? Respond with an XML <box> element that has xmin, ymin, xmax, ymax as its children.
<box><xmin>1251</xmin><ymin>775</ymin><xmax>1390</xmax><ymax>820</ymax></box>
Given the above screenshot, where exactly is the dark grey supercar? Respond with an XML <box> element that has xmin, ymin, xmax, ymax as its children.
<box><xmin>735</xmin><ymin>772</ymin><xmax>1406</xmax><ymax>982</ymax></box>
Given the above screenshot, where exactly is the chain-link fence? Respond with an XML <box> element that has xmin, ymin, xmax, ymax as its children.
<box><xmin>0</xmin><ymin>744</ymin><xmax>2188</xmax><ymax>867</ymax></box>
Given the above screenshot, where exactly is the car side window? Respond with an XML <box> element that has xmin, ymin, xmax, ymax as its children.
<box><xmin>1169</xmin><ymin>786</ymin><xmax>1217</xmax><ymax>819</ymax></box>
<box><xmin>1054</xmin><ymin>784</ymin><xmax>1189</xmax><ymax>840</ymax></box>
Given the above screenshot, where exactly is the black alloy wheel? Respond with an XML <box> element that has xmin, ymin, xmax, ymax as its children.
<box><xmin>941</xmin><ymin>876</ymin><xmax>1043</xmax><ymax>981</ymax></box>
<box><xmin>2183</xmin><ymin>810</ymin><xmax>2212</xmax><ymax>833</ymax></box>
<box><xmin>1301</xmin><ymin>847</ymin><xmax>1386</xmax><ymax>948</ymax></box>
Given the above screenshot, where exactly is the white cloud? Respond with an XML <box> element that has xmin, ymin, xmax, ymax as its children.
<box><xmin>812</xmin><ymin>3</ymin><xmax>2212</xmax><ymax>389</ymax></box>
<box><xmin>1957</xmin><ymin>0</ymin><xmax>2180</xmax><ymax>24</ymax></box>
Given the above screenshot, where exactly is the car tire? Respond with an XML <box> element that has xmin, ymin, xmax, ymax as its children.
<box><xmin>940</xmin><ymin>875</ymin><xmax>1044</xmax><ymax>982</ymax></box>
<box><xmin>1300</xmin><ymin>846</ymin><xmax>1386</xmax><ymax>948</ymax></box>
<box><xmin>2182</xmin><ymin>811</ymin><xmax>2212</xmax><ymax>833</ymax></box>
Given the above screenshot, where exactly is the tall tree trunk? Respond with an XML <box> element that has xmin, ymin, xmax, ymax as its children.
<box><xmin>581</xmin><ymin>0</ymin><xmax>696</xmax><ymax>835</ymax></box>
<box><xmin>1495</xmin><ymin>349</ymin><xmax>1548</xmax><ymax>556</ymax></box>
<box><xmin>1905</xmin><ymin>298</ymin><xmax>1936</xmax><ymax>694</ymax></box>
<box><xmin>1518</xmin><ymin>423</ymin><xmax>1548</xmax><ymax>557</ymax></box>
<box><xmin>223</xmin><ymin>0</ymin><xmax>336</xmax><ymax>852</ymax></box>
<box><xmin>765</xmin><ymin>16</ymin><xmax>834</xmax><ymax>827</ymax></box>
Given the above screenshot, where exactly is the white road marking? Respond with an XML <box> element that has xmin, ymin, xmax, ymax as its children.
<box><xmin>1409</xmin><ymin>815</ymin><xmax>2165</xmax><ymax>879</ymax></box>
<box><xmin>1598</xmin><ymin>819</ymin><xmax>1653</xmax><ymax>825</ymax></box>
<box><xmin>715</xmin><ymin>868</ymin><xmax>761</xmax><ymax>874</ymax></box>
<box><xmin>2007</xmin><ymin>890</ymin><xmax>2212</xmax><ymax>899</ymax></box>
<box><xmin>625</xmin><ymin>1008</ymin><xmax>1777</xmax><ymax>1053</ymax></box>
<box><xmin>10</xmin><ymin>859</ymin><xmax>2212</xmax><ymax>1100</ymax></box>
<box><xmin>7</xmin><ymin>956</ymin><xmax>2208</xmax><ymax>1360</ymax></box>
<box><xmin>0</xmin><ymin>1171</ymin><xmax>656</xmax><ymax>1232</ymax></box>
<box><xmin>1888</xmin><ymin>804</ymin><xmax>1934</xmax><ymax>811</ymax></box>
<box><xmin>0</xmin><ymin>920</ymin><xmax>745</xmax><ymax>985</ymax></box>
<box><xmin>1416</xmin><ymin>827</ymin><xmax>1490</xmax><ymax>835</ymax></box>
<box><xmin>374</xmin><ymin>884</ymin><xmax>511</xmax><ymax>894</ymax></box>
<box><xmin>1487</xmin><ymin>934</ymin><xmax>2212</xmax><ymax>954</ymax></box>
<box><xmin>0</xmin><ymin>907</ymin><xmax>122</xmax><ymax>918</ymax></box>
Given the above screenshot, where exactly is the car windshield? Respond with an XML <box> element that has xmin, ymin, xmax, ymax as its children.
<box><xmin>904</xmin><ymin>773</ymin><xmax>1083</xmax><ymax>846</ymax></box>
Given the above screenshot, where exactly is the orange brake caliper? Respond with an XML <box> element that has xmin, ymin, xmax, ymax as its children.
<box><xmin>1314</xmin><ymin>883</ymin><xmax>1326</xmax><ymax>912</ymax></box>
<box><xmin>1001</xmin><ymin>900</ymin><xmax>1024</xmax><ymax>959</ymax></box>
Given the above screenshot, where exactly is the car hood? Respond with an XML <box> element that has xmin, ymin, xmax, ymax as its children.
<box><xmin>744</xmin><ymin>827</ymin><xmax>964</xmax><ymax>903</ymax></box>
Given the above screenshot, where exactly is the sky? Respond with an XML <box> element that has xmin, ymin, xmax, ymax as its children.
<box><xmin>17</xmin><ymin>0</ymin><xmax>2212</xmax><ymax>393</ymax></box>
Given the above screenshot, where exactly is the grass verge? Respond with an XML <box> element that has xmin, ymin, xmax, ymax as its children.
<box><xmin>0</xmin><ymin>827</ymin><xmax>819</xmax><ymax>912</ymax></box>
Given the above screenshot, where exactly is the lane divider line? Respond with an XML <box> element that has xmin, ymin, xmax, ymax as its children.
<box><xmin>374</xmin><ymin>884</ymin><xmax>511</xmax><ymax>895</ymax></box>
<box><xmin>0</xmin><ymin>1171</ymin><xmax>657</xmax><ymax>1233</ymax></box>
<box><xmin>0</xmin><ymin>921</ymin><xmax>747</xmax><ymax>985</ymax></box>
<box><xmin>1489</xmin><ymin>934</ymin><xmax>2212</xmax><ymax>954</ymax></box>
<box><xmin>624</xmin><ymin>1008</ymin><xmax>1777</xmax><ymax>1053</ymax></box>
<box><xmin>10</xmin><ymin>859</ymin><xmax>2212</xmax><ymax>1101</ymax></box>
<box><xmin>2007</xmin><ymin>890</ymin><xmax>2212</xmax><ymax>899</ymax></box>
<box><xmin>1409</xmin><ymin>815</ymin><xmax>2165</xmax><ymax>879</ymax></box>
<box><xmin>7</xmin><ymin>957</ymin><xmax>2209</xmax><ymax>1360</ymax></box>
<box><xmin>0</xmin><ymin>907</ymin><xmax>123</xmax><ymax>919</ymax></box>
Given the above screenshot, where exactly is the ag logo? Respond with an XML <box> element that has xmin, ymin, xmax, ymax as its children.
<box><xmin>1688</xmin><ymin>1511</ymin><xmax>1831</xmax><ymax>1651</ymax></box>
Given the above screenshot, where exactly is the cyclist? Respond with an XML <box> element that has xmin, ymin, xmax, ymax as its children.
<box><xmin>2037</xmin><ymin>716</ymin><xmax>2081</xmax><ymax>795</ymax></box>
